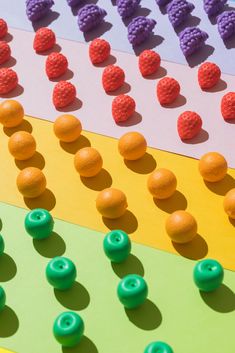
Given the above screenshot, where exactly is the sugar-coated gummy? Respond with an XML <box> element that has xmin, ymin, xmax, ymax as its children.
<box><xmin>156</xmin><ymin>0</ymin><xmax>171</xmax><ymax>6</ymax></box>
<box><xmin>166</xmin><ymin>0</ymin><xmax>195</xmax><ymax>28</ymax></box>
<box><xmin>26</xmin><ymin>0</ymin><xmax>54</xmax><ymax>22</ymax></box>
<box><xmin>66</xmin><ymin>0</ymin><xmax>83</xmax><ymax>7</ymax></box>
<box><xmin>77</xmin><ymin>4</ymin><xmax>107</xmax><ymax>32</ymax></box>
<box><xmin>179</xmin><ymin>26</ymin><xmax>209</xmax><ymax>56</ymax></box>
<box><xmin>217</xmin><ymin>11</ymin><xmax>235</xmax><ymax>40</ymax></box>
<box><xmin>127</xmin><ymin>16</ymin><xmax>156</xmax><ymax>46</ymax></box>
<box><xmin>203</xmin><ymin>0</ymin><xmax>227</xmax><ymax>17</ymax></box>
<box><xmin>117</xmin><ymin>0</ymin><xmax>141</xmax><ymax>19</ymax></box>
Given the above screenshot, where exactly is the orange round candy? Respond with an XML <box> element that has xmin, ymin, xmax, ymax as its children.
<box><xmin>96</xmin><ymin>188</ymin><xmax>128</xmax><ymax>219</ymax></box>
<box><xmin>224</xmin><ymin>188</ymin><xmax>235</xmax><ymax>219</ymax></box>
<box><xmin>16</xmin><ymin>167</ymin><xmax>46</xmax><ymax>198</ymax></box>
<box><xmin>0</xmin><ymin>100</ymin><xmax>24</xmax><ymax>127</ymax></box>
<box><xmin>165</xmin><ymin>210</ymin><xmax>197</xmax><ymax>244</ymax></box>
<box><xmin>53</xmin><ymin>114</ymin><xmax>82</xmax><ymax>143</ymax></box>
<box><xmin>198</xmin><ymin>152</ymin><xmax>227</xmax><ymax>182</ymax></box>
<box><xmin>8</xmin><ymin>131</ymin><xmax>36</xmax><ymax>160</ymax></box>
<box><xmin>74</xmin><ymin>147</ymin><xmax>103</xmax><ymax>177</ymax></box>
<box><xmin>147</xmin><ymin>168</ymin><xmax>177</xmax><ymax>199</ymax></box>
<box><xmin>118</xmin><ymin>131</ymin><xmax>147</xmax><ymax>160</ymax></box>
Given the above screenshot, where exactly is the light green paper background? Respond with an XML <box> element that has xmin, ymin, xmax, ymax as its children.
<box><xmin>0</xmin><ymin>202</ymin><xmax>234</xmax><ymax>353</ymax></box>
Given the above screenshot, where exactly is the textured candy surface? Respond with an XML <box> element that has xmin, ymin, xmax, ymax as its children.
<box><xmin>198</xmin><ymin>62</ymin><xmax>221</xmax><ymax>89</ymax></box>
<box><xmin>89</xmin><ymin>38</ymin><xmax>110</xmax><ymax>64</ymax></box>
<box><xmin>0</xmin><ymin>19</ymin><xmax>8</xmax><ymax>38</ymax></box>
<box><xmin>138</xmin><ymin>49</ymin><xmax>161</xmax><ymax>76</ymax></box>
<box><xmin>167</xmin><ymin>0</ymin><xmax>195</xmax><ymax>28</ymax></box>
<box><xmin>26</xmin><ymin>0</ymin><xmax>54</xmax><ymax>22</ymax></box>
<box><xmin>203</xmin><ymin>0</ymin><xmax>227</xmax><ymax>17</ymax></box>
<box><xmin>102</xmin><ymin>65</ymin><xmax>125</xmax><ymax>92</ymax></box>
<box><xmin>179</xmin><ymin>26</ymin><xmax>209</xmax><ymax>56</ymax></box>
<box><xmin>221</xmin><ymin>92</ymin><xmax>235</xmax><ymax>120</ymax></box>
<box><xmin>0</xmin><ymin>41</ymin><xmax>11</xmax><ymax>65</ymax></box>
<box><xmin>46</xmin><ymin>52</ymin><xmax>68</xmax><ymax>79</ymax></box>
<box><xmin>77</xmin><ymin>4</ymin><xmax>107</xmax><ymax>32</ymax></box>
<box><xmin>33</xmin><ymin>27</ymin><xmax>56</xmax><ymax>53</ymax></box>
<box><xmin>0</xmin><ymin>68</ymin><xmax>18</xmax><ymax>94</ymax></box>
<box><xmin>117</xmin><ymin>0</ymin><xmax>141</xmax><ymax>19</ymax></box>
<box><xmin>53</xmin><ymin>81</ymin><xmax>76</xmax><ymax>108</ymax></box>
<box><xmin>157</xmin><ymin>77</ymin><xmax>180</xmax><ymax>105</ymax></box>
<box><xmin>112</xmin><ymin>94</ymin><xmax>136</xmax><ymax>123</ymax></box>
<box><xmin>177</xmin><ymin>111</ymin><xmax>202</xmax><ymax>140</ymax></box>
<box><xmin>127</xmin><ymin>16</ymin><xmax>156</xmax><ymax>46</ymax></box>
<box><xmin>217</xmin><ymin>11</ymin><xmax>235</xmax><ymax>40</ymax></box>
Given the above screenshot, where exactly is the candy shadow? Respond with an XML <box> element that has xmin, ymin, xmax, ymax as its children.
<box><xmin>32</xmin><ymin>11</ymin><xmax>60</xmax><ymax>32</ymax></box>
<box><xmin>15</xmin><ymin>152</ymin><xmax>46</xmax><ymax>170</ymax></box>
<box><xmin>182</xmin><ymin>129</ymin><xmax>209</xmax><ymax>144</ymax></box>
<box><xmin>153</xmin><ymin>190</ymin><xmax>187</xmax><ymax>213</ymax></box>
<box><xmin>202</xmin><ymin>79</ymin><xmax>227</xmax><ymax>93</ymax></box>
<box><xmin>204</xmin><ymin>174</ymin><xmax>235</xmax><ymax>196</ymax></box>
<box><xmin>4</xmin><ymin>33</ymin><xmax>13</xmax><ymax>43</ymax></box>
<box><xmin>3</xmin><ymin>119</ymin><xmax>33</xmax><ymax>136</ymax></box>
<box><xmin>111</xmin><ymin>254</ymin><xmax>145</xmax><ymax>278</ymax></box>
<box><xmin>186</xmin><ymin>44</ymin><xmax>215</xmax><ymax>68</ymax></box>
<box><xmin>0</xmin><ymin>219</ymin><xmax>2</xmax><ymax>231</ymax></box>
<box><xmin>133</xmin><ymin>35</ymin><xmax>164</xmax><ymax>56</ymax></box>
<box><xmin>125</xmin><ymin>299</ymin><xmax>162</xmax><ymax>330</ymax></box>
<box><xmin>0</xmin><ymin>84</ymin><xmax>24</xmax><ymax>98</ymax></box>
<box><xmin>84</xmin><ymin>21</ymin><xmax>113</xmax><ymax>42</ymax></box>
<box><xmin>161</xmin><ymin>94</ymin><xmax>187</xmax><ymax>108</ymax></box>
<box><xmin>24</xmin><ymin>188</ymin><xmax>56</xmax><ymax>211</ymax></box>
<box><xmin>122</xmin><ymin>7</ymin><xmax>152</xmax><ymax>27</ymax></box>
<box><xmin>106</xmin><ymin>82</ymin><xmax>131</xmax><ymax>96</ymax></box>
<box><xmin>102</xmin><ymin>210</ymin><xmax>138</xmax><ymax>234</ymax></box>
<box><xmin>124</xmin><ymin>153</ymin><xmax>157</xmax><ymax>174</ymax></box>
<box><xmin>0</xmin><ymin>253</ymin><xmax>17</xmax><ymax>281</ymax></box>
<box><xmin>172</xmin><ymin>234</ymin><xmax>208</xmax><ymax>260</ymax></box>
<box><xmin>62</xmin><ymin>336</ymin><xmax>98</xmax><ymax>353</ymax></box>
<box><xmin>49</xmin><ymin>69</ymin><xmax>74</xmax><ymax>82</ymax></box>
<box><xmin>0</xmin><ymin>306</ymin><xmax>19</xmax><ymax>337</ymax></box>
<box><xmin>200</xmin><ymin>284</ymin><xmax>235</xmax><ymax>313</ymax></box>
<box><xmin>93</xmin><ymin>55</ymin><xmax>117</xmax><ymax>67</ymax></box>
<box><xmin>56</xmin><ymin>98</ymin><xmax>83</xmax><ymax>113</ymax></box>
<box><xmin>224</xmin><ymin>36</ymin><xmax>235</xmax><ymax>50</ymax></box>
<box><xmin>60</xmin><ymin>135</ymin><xmax>91</xmax><ymax>154</ymax></box>
<box><xmin>116</xmin><ymin>111</ymin><xmax>142</xmax><ymax>127</ymax></box>
<box><xmin>174</xmin><ymin>15</ymin><xmax>201</xmax><ymax>35</ymax></box>
<box><xmin>143</xmin><ymin>66</ymin><xmax>167</xmax><ymax>80</ymax></box>
<box><xmin>33</xmin><ymin>232</ymin><xmax>66</xmax><ymax>258</ymax></box>
<box><xmin>80</xmin><ymin>169</ymin><xmax>113</xmax><ymax>191</ymax></box>
<box><xmin>36</xmin><ymin>43</ymin><xmax>62</xmax><ymax>56</ymax></box>
<box><xmin>54</xmin><ymin>281</ymin><xmax>90</xmax><ymax>310</ymax></box>
<box><xmin>2</xmin><ymin>56</ymin><xmax>17</xmax><ymax>68</ymax></box>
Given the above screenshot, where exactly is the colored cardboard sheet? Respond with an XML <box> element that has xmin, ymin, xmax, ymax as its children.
<box><xmin>0</xmin><ymin>1</ymin><xmax>235</xmax><ymax>74</ymax></box>
<box><xmin>0</xmin><ymin>202</ymin><xmax>235</xmax><ymax>353</ymax></box>
<box><xmin>0</xmin><ymin>115</ymin><xmax>235</xmax><ymax>270</ymax></box>
<box><xmin>1</xmin><ymin>28</ymin><xmax>235</xmax><ymax>166</ymax></box>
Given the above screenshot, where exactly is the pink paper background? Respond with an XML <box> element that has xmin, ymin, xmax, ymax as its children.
<box><xmin>1</xmin><ymin>28</ymin><xmax>235</xmax><ymax>167</ymax></box>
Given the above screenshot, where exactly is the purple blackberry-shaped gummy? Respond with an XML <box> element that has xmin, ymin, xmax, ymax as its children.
<box><xmin>179</xmin><ymin>26</ymin><xmax>209</xmax><ymax>56</ymax></box>
<box><xmin>156</xmin><ymin>0</ymin><xmax>171</xmax><ymax>6</ymax></box>
<box><xmin>203</xmin><ymin>0</ymin><xmax>227</xmax><ymax>17</ymax></box>
<box><xmin>217</xmin><ymin>11</ymin><xmax>235</xmax><ymax>40</ymax></box>
<box><xmin>67</xmin><ymin>0</ymin><xmax>83</xmax><ymax>7</ymax></box>
<box><xmin>117</xmin><ymin>0</ymin><xmax>141</xmax><ymax>19</ymax></box>
<box><xmin>167</xmin><ymin>0</ymin><xmax>195</xmax><ymax>28</ymax></box>
<box><xmin>127</xmin><ymin>16</ymin><xmax>156</xmax><ymax>46</ymax></box>
<box><xmin>26</xmin><ymin>0</ymin><xmax>54</xmax><ymax>21</ymax></box>
<box><xmin>77</xmin><ymin>4</ymin><xmax>107</xmax><ymax>32</ymax></box>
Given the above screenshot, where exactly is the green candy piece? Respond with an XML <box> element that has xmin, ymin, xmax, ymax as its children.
<box><xmin>0</xmin><ymin>286</ymin><xmax>6</xmax><ymax>312</ymax></box>
<box><xmin>46</xmin><ymin>257</ymin><xmax>77</xmax><ymax>291</ymax></box>
<box><xmin>53</xmin><ymin>311</ymin><xmax>84</xmax><ymax>347</ymax></box>
<box><xmin>24</xmin><ymin>208</ymin><xmax>54</xmax><ymax>240</ymax></box>
<box><xmin>144</xmin><ymin>341</ymin><xmax>174</xmax><ymax>353</ymax></box>
<box><xmin>103</xmin><ymin>230</ymin><xmax>131</xmax><ymax>263</ymax></box>
<box><xmin>117</xmin><ymin>274</ymin><xmax>148</xmax><ymax>309</ymax></box>
<box><xmin>0</xmin><ymin>234</ymin><xmax>5</xmax><ymax>255</ymax></box>
<box><xmin>193</xmin><ymin>259</ymin><xmax>224</xmax><ymax>292</ymax></box>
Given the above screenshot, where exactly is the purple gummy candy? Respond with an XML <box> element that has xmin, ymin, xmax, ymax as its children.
<box><xmin>217</xmin><ymin>10</ymin><xmax>235</xmax><ymax>40</ymax></box>
<box><xmin>156</xmin><ymin>0</ymin><xmax>171</xmax><ymax>6</ymax></box>
<box><xmin>203</xmin><ymin>0</ymin><xmax>227</xmax><ymax>17</ymax></box>
<box><xmin>26</xmin><ymin>0</ymin><xmax>54</xmax><ymax>22</ymax></box>
<box><xmin>77</xmin><ymin>4</ymin><xmax>107</xmax><ymax>32</ymax></box>
<box><xmin>179</xmin><ymin>26</ymin><xmax>209</xmax><ymax>56</ymax></box>
<box><xmin>167</xmin><ymin>0</ymin><xmax>195</xmax><ymax>28</ymax></box>
<box><xmin>67</xmin><ymin>0</ymin><xmax>83</xmax><ymax>7</ymax></box>
<box><xmin>117</xmin><ymin>0</ymin><xmax>141</xmax><ymax>19</ymax></box>
<box><xmin>127</xmin><ymin>16</ymin><xmax>156</xmax><ymax>46</ymax></box>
